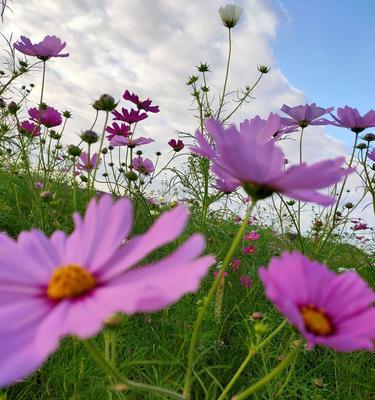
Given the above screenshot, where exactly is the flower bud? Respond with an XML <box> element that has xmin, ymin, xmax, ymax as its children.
<box><xmin>0</xmin><ymin>98</ymin><xmax>6</xmax><ymax>108</ymax></box>
<box><xmin>136</xmin><ymin>150</ymin><xmax>143</xmax><ymax>155</ymax></box>
<box><xmin>219</xmin><ymin>4</ymin><xmax>243</xmax><ymax>29</ymax></box>
<box><xmin>186</xmin><ymin>75</ymin><xmax>199</xmax><ymax>86</ymax></box>
<box><xmin>356</xmin><ymin>143</ymin><xmax>367</xmax><ymax>150</ymax></box>
<box><xmin>345</xmin><ymin>202</ymin><xmax>354</xmax><ymax>209</ymax></box>
<box><xmin>286</xmin><ymin>200</ymin><xmax>295</xmax><ymax>206</ymax></box>
<box><xmin>80</xmin><ymin>175</ymin><xmax>88</xmax><ymax>183</ymax></box>
<box><xmin>251</xmin><ymin>312</ymin><xmax>264</xmax><ymax>320</ymax></box>
<box><xmin>363</xmin><ymin>133</ymin><xmax>375</xmax><ymax>142</ymax></box>
<box><xmin>67</xmin><ymin>145</ymin><xmax>82</xmax><ymax>157</ymax></box>
<box><xmin>63</xmin><ymin>110</ymin><xmax>72</xmax><ymax>119</ymax></box>
<box><xmin>126</xmin><ymin>171</ymin><xmax>138</xmax><ymax>181</ymax></box>
<box><xmin>49</xmin><ymin>130</ymin><xmax>61</xmax><ymax>140</ymax></box>
<box><xmin>101</xmin><ymin>147</ymin><xmax>108</xmax><ymax>154</ymax></box>
<box><xmin>7</xmin><ymin>101</ymin><xmax>19</xmax><ymax>114</ymax></box>
<box><xmin>197</xmin><ymin>62</ymin><xmax>210</xmax><ymax>72</ymax></box>
<box><xmin>93</xmin><ymin>94</ymin><xmax>118</xmax><ymax>112</ymax></box>
<box><xmin>254</xmin><ymin>322</ymin><xmax>269</xmax><ymax>334</ymax></box>
<box><xmin>40</xmin><ymin>191</ymin><xmax>53</xmax><ymax>202</ymax></box>
<box><xmin>257</xmin><ymin>65</ymin><xmax>270</xmax><ymax>74</ymax></box>
<box><xmin>156</xmin><ymin>151</ymin><xmax>161</xmax><ymax>156</ymax></box>
<box><xmin>80</xmin><ymin>130</ymin><xmax>98</xmax><ymax>144</ymax></box>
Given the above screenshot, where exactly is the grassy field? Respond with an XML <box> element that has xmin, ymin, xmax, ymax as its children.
<box><xmin>0</xmin><ymin>169</ymin><xmax>374</xmax><ymax>400</ymax></box>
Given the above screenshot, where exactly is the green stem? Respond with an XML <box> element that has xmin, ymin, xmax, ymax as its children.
<box><xmin>232</xmin><ymin>343</ymin><xmax>300</xmax><ymax>400</ymax></box>
<box><xmin>91</xmin><ymin>111</ymin><xmax>109</xmax><ymax>190</ymax></box>
<box><xmin>217</xmin><ymin>320</ymin><xmax>287</xmax><ymax>400</ymax></box>
<box><xmin>84</xmin><ymin>340</ymin><xmax>184</xmax><ymax>399</ymax></box>
<box><xmin>217</xmin><ymin>28</ymin><xmax>232</xmax><ymax>119</ymax></box>
<box><xmin>183</xmin><ymin>200</ymin><xmax>257</xmax><ymax>399</ymax></box>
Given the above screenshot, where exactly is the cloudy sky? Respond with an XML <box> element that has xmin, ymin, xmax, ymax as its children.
<box><xmin>1</xmin><ymin>0</ymin><xmax>374</xmax><ymax>225</ymax></box>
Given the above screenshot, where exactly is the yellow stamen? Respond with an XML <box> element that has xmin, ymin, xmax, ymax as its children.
<box><xmin>301</xmin><ymin>306</ymin><xmax>332</xmax><ymax>336</ymax></box>
<box><xmin>47</xmin><ymin>264</ymin><xmax>96</xmax><ymax>301</ymax></box>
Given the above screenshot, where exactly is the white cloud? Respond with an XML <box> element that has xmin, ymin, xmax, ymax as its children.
<box><xmin>1</xmin><ymin>0</ymin><xmax>373</xmax><ymax>227</ymax></box>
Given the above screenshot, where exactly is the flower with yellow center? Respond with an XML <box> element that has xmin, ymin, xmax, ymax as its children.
<box><xmin>47</xmin><ymin>264</ymin><xmax>96</xmax><ymax>301</ymax></box>
<box><xmin>301</xmin><ymin>306</ymin><xmax>332</xmax><ymax>336</ymax></box>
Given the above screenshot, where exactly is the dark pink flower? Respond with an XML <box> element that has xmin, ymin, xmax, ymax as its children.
<box><xmin>213</xmin><ymin>178</ymin><xmax>239</xmax><ymax>194</ymax></box>
<box><xmin>0</xmin><ymin>195</ymin><xmax>214</xmax><ymax>386</ymax></box>
<box><xmin>76</xmin><ymin>152</ymin><xmax>100</xmax><ymax>172</ymax></box>
<box><xmin>329</xmin><ymin>106</ymin><xmax>375</xmax><ymax>133</ymax></box>
<box><xmin>351</xmin><ymin>223</ymin><xmax>368</xmax><ymax>231</ymax></box>
<box><xmin>259</xmin><ymin>251</ymin><xmax>375</xmax><ymax>351</ymax></box>
<box><xmin>110</xmin><ymin>136</ymin><xmax>154</xmax><ymax>148</ymax></box>
<box><xmin>240</xmin><ymin>275</ymin><xmax>252</xmax><ymax>288</ymax></box>
<box><xmin>230</xmin><ymin>258</ymin><xmax>241</xmax><ymax>272</ymax></box>
<box><xmin>206</xmin><ymin>119</ymin><xmax>351</xmax><ymax>206</ymax></box>
<box><xmin>105</xmin><ymin>122</ymin><xmax>130</xmax><ymax>140</ymax></box>
<box><xmin>168</xmin><ymin>139</ymin><xmax>185</xmax><ymax>152</ymax></box>
<box><xmin>244</xmin><ymin>231</ymin><xmax>260</xmax><ymax>241</ymax></box>
<box><xmin>13</xmin><ymin>35</ymin><xmax>69</xmax><ymax>60</ymax></box>
<box><xmin>123</xmin><ymin>90</ymin><xmax>159</xmax><ymax>113</ymax></box>
<box><xmin>20</xmin><ymin>120</ymin><xmax>41</xmax><ymax>136</ymax></box>
<box><xmin>368</xmin><ymin>149</ymin><xmax>375</xmax><ymax>162</ymax></box>
<box><xmin>28</xmin><ymin>106</ymin><xmax>62</xmax><ymax>128</ymax></box>
<box><xmin>190</xmin><ymin>130</ymin><xmax>216</xmax><ymax>160</ymax></box>
<box><xmin>112</xmin><ymin>108</ymin><xmax>148</xmax><ymax>124</ymax></box>
<box><xmin>243</xmin><ymin>244</ymin><xmax>256</xmax><ymax>255</ymax></box>
<box><xmin>132</xmin><ymin>156</ymin><xmax>154</xmax><ymax>175</ymax></box>
<box><xmin>281</xmin><ymin>103</ymin><xmax>333</xmax><ymax>128</ymax></box>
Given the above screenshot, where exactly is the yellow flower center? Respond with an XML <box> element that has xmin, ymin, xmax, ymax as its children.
<box><xmin>301</xmin><ymin>306</ymin><xmax>333</xmax><ymax>336</ymax></box>
<box><xmin>47</xmin><ymin>264</ymin><xmax>96</xmax><ymax>301</ymax></box>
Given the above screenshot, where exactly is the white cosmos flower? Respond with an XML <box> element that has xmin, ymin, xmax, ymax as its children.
<box><xmin>218</xmin><ymin>4</ymin><xmax>243</xmax><ymax>28</ymax></box>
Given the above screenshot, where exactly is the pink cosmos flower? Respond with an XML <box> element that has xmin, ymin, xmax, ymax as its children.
<box><xmin>112</xmin><ymin>108</ymin><xmax>148</xmax><ymax>124</ymax></box>
<box><xmin>213</xmin><ymin>178</ymin><xmax>239</xmax><ymax>194</ymax></box>
<box><xmin>240</xmin><ymin>275</ymin><xmax>252</xmax><ymax>289</ymax></box>
<box><xmin>123</xmin><ymin>90</ymin><xmax>159</xmax><ymax>113</ymax></box>
<box><xmin>281</xmin><ymin>103</ymin><xmax>333</xmax><ymax>128</ymax></box>
<box><xmin>105</xmin><ymin>122</ymin><xmax>130</xmax><ymax>140</ymax></box>
<box><xmin>206</xmin><ymin>119</ymin><xmax>351</xmax><ymax>205</ymax></box>
<box><xmin>76</xmin><ymin>152</ymin><xmax>100</xmax><ymax>173</ymax></box>
<box><xmin>240</xmin><ymin>113</ymin><xmax>297</xmax><ymax>142</ymax></box>
<box><xmin>329</xmin><ymin>106</ymin><xmax>375</xmax><ymax>133</ymax></box>
<box><xmin>190</xmin><ymin>130</ymin><xmax>216</xmax><ymax>160</ymax></box>
<box><xmin>28</xmin><ymin>106</ymin><xmax>62</xmax><ymax>128</ymax></box>
<box><xmin>13</xmin><ymin>35</ymin><xmax>69</xmax><ymax>60</ymax></box>
<box><xmin>243</xmin><ymin>244</ymin><xmax>256</xmax><ymax>255</ymax></box>
<box><xmin>34</xmin><ymin>181</ymin><xmax>44</xmax><ymax>190</ymax></box>
<box><xmin>368</xmin><ymin>149</ymin><xmax>375</xmax><ymax>162</ymax></box>
<box><xmin>0</xmin><ymin>195</ymin><xmax>214</xmax><ymax>386</ymax></box>
<box><xmin>132</xmin><ymin>156</ymin><xmax>155</xmax><ymax>175</ymax></box>
<box><xmin>110</xmin><ymin>136</ymin><xmax>154</xmax><ymax>148</ymax></box>
<box><xmin>20</xmin><ymin>120</ymin><xmax>41</xmax><ymax>136</ymax></box>
<box><xmin>351</xmin><ymin>223</ymin><xmax>368</xmax><ymax>231</ymax></box>
<box><xmin>244</xmin><ymin>231</ymin><xmax>260</xmax><ymax>241</ymax></box>
<box><xmin>259</xmin><ymin>251</ymin><xmax>375</xmax><ymax>351</ymax></box>
<box><xmin>230</xmin><ymin>258</ymin><xmax>241</xmax><ymax>272</ymax></box>
<box><xmin>168</xmin><ymin>139</ymin><xmax>185</xmax><ymax>152</ymax></box>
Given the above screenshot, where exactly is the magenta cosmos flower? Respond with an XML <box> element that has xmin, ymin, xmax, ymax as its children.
<box><xmin>132</xmin><ymin>156</ymin><xmax>155</xmax><ymax>175</ymax></box>
<box><xmin>190</xmin><ymin>130</ymin><xmax>216</xmax><ymax>160</ymax></box>
<box><xmin>20</xmin><ymin>120</ymin><xmax>41</xmax><ymax>137</ymax></box>
<box><xmin>259</xmin><ymin>251</ymin><xmax>375</xmax><ymax>351</ymax></box>
<box><xmin>329</xmin><ymin>106</ymin><xmax>375</xmax><ymax>133</ymax></box>
<box><xmin>76</xmin><ymin>152</ymin><xmax>100</xmax><ymax>173</ymax></box>
<box><xmin>123</xmin><ymin>90</ymin><xmax>159</xmax><ymax>113</ymax></box>
<box><xmin>112</xmin><ymin>108</ymin><xmax>148</xmax><ymax>124</ymax></box>
<box><xmin>168</xmin><ymin>139</ymin><xmax>185</xmax><ymax>152</ymax></box>
<box><xmin>244</xmin><ymin>231</ymin><xmax>260</xmax><ymax>241</ymax></box>
<box><xmin>206</xmin><ymin>119</ymin><xmax>351</xmax><ymax>205</ymax></box>
<box><xmin>0</xmin><ymin>195</ymin><xmax>214</xmax><ymax>386</ymax></box>
<box><xmin>13</xmin><ymin>35</ymin><xmax>69</xmax><ymax>60</ymax></box>
<box><xmin>110</xmin><ymin>136</ymin><xmax>154</xmax><ymax>148</ymax></box>
<box><xmin>28</xmin><ymin>106</ymin><xmax>62</xmax><ymax>128</ymax></box>
<box><xmin>105</xmin><ymin>122</ymin><xmax>130</xmax><ymax>140</ymax></box>
<box><xmin>281</xmin><ymin>103</ymin><xmax>333</xmax><ymax>128</ymax></box>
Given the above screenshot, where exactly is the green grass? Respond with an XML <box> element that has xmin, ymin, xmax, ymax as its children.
<box><xmin>0</xmin><ymin>170</ymin><xmax>374</xmax><ymax>400</ymax></box>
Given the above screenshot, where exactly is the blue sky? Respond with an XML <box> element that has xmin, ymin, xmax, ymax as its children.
<box><xmin>272</xmin><ymin>0</ymin><xmax>375</xmax><ymax>144</ymax></box>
